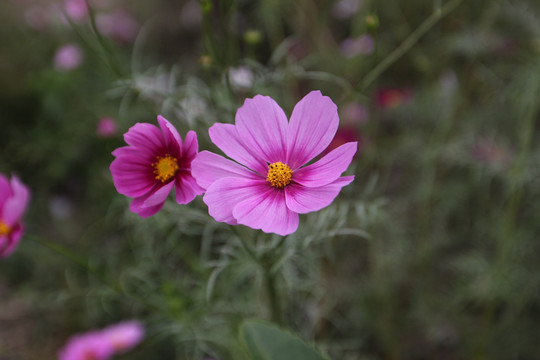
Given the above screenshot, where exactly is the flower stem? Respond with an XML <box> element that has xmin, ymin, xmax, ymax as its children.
<box><xmin>360</xmin><ymin>0</ymin><xmax>464</xmax><ymax>90</ymax></box>
<box><xmin>263</xmin><ymin>264</ymin><xmax>282</xmax><ymax>324</ymax></box>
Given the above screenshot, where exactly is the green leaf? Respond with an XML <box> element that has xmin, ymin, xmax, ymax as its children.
<box><xmin>240</xmin><ymin>320</ymin><xmax>330</xmax><ymax>360</ymax></box>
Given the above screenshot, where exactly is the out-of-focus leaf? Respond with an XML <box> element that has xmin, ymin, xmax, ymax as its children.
<box><xmin>240</xmin><ymin>320</ymin><xmax>329</xmax><ymax>360</ymax></box>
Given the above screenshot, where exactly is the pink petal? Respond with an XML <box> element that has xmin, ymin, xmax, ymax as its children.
<box><xmin>235</xmin><ymin>95</ymin><xmax>289</xmax><ymax>163</ymax></box>
<box><xmin>129</xmin><ymin>182</ymin><xmax>174</xmax><ymax>217</ymax></box>
<box><xmin>129</xmin><ymin>200</ymin><xmax>163</xmax><ymax>218</ymax></box>
<box><xmin>203</xmin><ymin>177</ymin><xmax>267</xmax><ymax>225</ymax></box>
<box><xmin>174</xmin><ymin>172</ymin><xmax>204</xmax><ymax>204</ymax></box>
<box><xmin>285</xmin><ymin>176</ymin><xmax>354</xmax><ymax>214</ymax></box>
<box><xmin>110</xmin><ymin>152</ymin><xmax>156</xmax><ymax>198</ymax></box>
<box><xmin>102</xmin><ymin>320</ymin><xmax>144</xmax><ymax>353</ymax></box>
<box><xmin>182</xmin><ymin>130</ymin><xmax>199</xmax><ymax>164</ymax></box>
<box><xmin>209</xmin><ymin>123</ymin><xmax>268</xmax><ymax>175</ymax></box>
<box><xmin>0</xmin><ymin>174</ymin><xmax>11</xmax><ymax>207</ymax></box>
<box><xmin>191</xmin><ymin>151</ymin><xmax>257</xmax><ymax>190</ymax></box>
<box><xmin>3</xmin><ymin>176</ymin><xmax>30</xmax><ymax>226</ymax></box>
<box><xmin>123</xmin><ymin>122</ymin><xmax>165</xmax><ymax>153</ymax></box>
<box><xmin>157</xmin><ymin>115</ymin><xmax>182</xmax><ymax>158</ymax></box>
<box><xmin>286</xmin><ymin>91</ymin><xmax>339</xmax><ymax>170</ymax></box>
<box><xmin>233</xmin><ymin>186</ymin><xmax>299</xmax><ymax>236</ymax></box>
<box><xmin>142</xmin><ymin>181</ymin><xmax>174</xmax><ymax>207</ymax></box>
<box><xmin>293</xmin><ymin>142</ymin><xmax>357</xmax><ymax>187</ymax></box>
<box><xmin>0</xmin><ymin>226</ymin><xmax>22</xmax><ymax>258</ymax></box>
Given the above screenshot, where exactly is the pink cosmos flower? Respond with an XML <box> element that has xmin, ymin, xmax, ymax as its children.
<box><xmin>96</xmin><ymin>117</ymin><xmax>118</xmax><ymax>138</ymax></box>
<box><xmin>374</xmin><ymin>87</ymin><xmax>413</xmax><ymax>109</ymax></box>
<box><xmin>340</xmin><ymin>34</ymin><xmax>374</xmax><ymax>58</ymax></box>
<box><xmin>191</xmin><ymin>91</ymin><xmax>357</xmax><ymax>236</ymax></box>
<box><xmin>110</xmin><ymin>115</ymin><xmax>203</xmax><ymax>217</ymax></box>
<box><xmin>100</xmin><ymin>321</ymin><xmax>145</xmax><ymax>354</ymax></box>
<box><xmin>58</xmin><ymin>321</ymin><xmax>144</xmax><ymax>360</ymax></box>
<box><xmin>64</xmin><ymin>0</ymin><xmax>88</xmax><ymax>22</ymax></box>
<box><xmin>96</xmin><ymin>10</ymin><xmax>139</xmax><ymax>43</ymax></box>
<box><xmin>54</xmin><ymin>44</ymin><xmax>83</xmax><ymax>72</ymax></box>
<box><xmin>0</xmin><ymin>174</ymin><xmax>30</xmax><ymax>258</ymax></box>
<box><xmin>58</xmin><ymin>332</ymin><xmax>113</xmax><ymax>360</ymax></box>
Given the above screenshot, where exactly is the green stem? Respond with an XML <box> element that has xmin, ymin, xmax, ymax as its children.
<box><xmin>263</xmin><ymin>265</ymin><xmax>282</xmax><ymax>324</ymax></box>
<box><xmin>28</xmin><ymin>235</ymin><xmax>120</xmax><ymax>292</ymax></box>
<box><xmin>28</xmin><ymin>235</ymin><xmax>163</xmax><ymax>313</ymax></box>
<box><xmin>83</xmin><ymin>0</ymin><xmax>125</xmax><ymax>78</ymax></box>
<box><xmin>230</xmin><ymin>226</ymin><xmax>286</xmax><ymax>324</ymax></box>
<box><xmin>360</xmin><ymin>0</ymin><xmax>464</xmax><ymax>90</ymax></box>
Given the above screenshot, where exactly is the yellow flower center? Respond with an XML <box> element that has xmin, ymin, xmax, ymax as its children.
<box><xmin>153</xmin><ymin>154</ymin><xmax>179</xmax><ymax>182</ymax></box>
<box><xmin>0</xmin><ymin>221</ymin><xmax>10</xmax><ymax>236</ymax></box>
<box><xmin>266</xmin><ymin>162</ymin><xmax>293</xmax><ymax>189</ymax></box>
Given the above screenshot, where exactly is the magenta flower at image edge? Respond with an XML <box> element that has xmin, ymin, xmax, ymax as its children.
<box><xmin>191</xmin><ymin>90</ymin><xmax>357</xmax><ymax>236</ymax></box>
<box><xmin>110</xmin><ymin>115</ymin><xmax>203</xmax><ymax>217</ymax></box>
<box><xmin>58</xmin><ymin>321</ymin><xmax>145</xmax><ymax>360</ymax></box>
<box><xmin>0</xmin><ymin>174</ymin><xmax>30</xmax><ymax>258</ymax></box>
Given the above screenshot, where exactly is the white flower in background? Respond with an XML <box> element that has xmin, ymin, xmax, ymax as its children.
<box><xmin>228</xmin><ymin>66</ymin><xmax>254</xmax><ymax>90</ymax></box>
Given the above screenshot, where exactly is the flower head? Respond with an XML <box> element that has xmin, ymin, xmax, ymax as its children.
<box><xmin>58</xmin><ymin>321</ymin><xmax>144</xmax><ymax>360</ymax></box>
<box><xmin>58</xmin><ymin>332</ymin><xmax>112</xmax><ymax>360</ymax></box>
<box><xmin>54</xmin><ymin>44</ymin><xmax>83</xmax><ymax>72</ymax></box>
<box><xmin>100</xmin><ymin>321</ymin><xmax>145</xmax><ymax>354</ymax></box>
<box><xmin>0</xmin><ymin>174</ymin><xmax>30</xmax><ymax>258</ymax></box>
<box><xmin>96</xmin><ymin>117</ymin><xmax>118</xmax><ymax>138</ymax></box>
<box><xmin>192</xmin><ymin>91</ymin><xmax>357</xmax><ymax>236</ymax></box>
<box><xmin>110</xmin><ymin>115</ymin><xmax>203</xmax><ymax>217</ymax></box>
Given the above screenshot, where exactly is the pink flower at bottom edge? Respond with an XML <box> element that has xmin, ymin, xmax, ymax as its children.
<box><xmin>0</xmin><ymin>174</ymin><xmax>30</xmax><ymax>258</ymax></box>
<box><xmin>58</xmin><ymin>332</ymin><xmax>113</xmax><ymax>360</ymax></box>
<box><xmin>101</xmin><ymin>321</ymin><xmax>145</xmax><ymax>353</ymax></box>
<box><xmin>58</xmin><ymin>321</ymin><xmax>145</xmax><ymax>360</ymax></box>
<box><xmin>110</xmin><ymin>115</ymin><xmax>203</xmax><ymax>217</ymax></box>
<box><xmin>191</xmin><ymin>90</ymin><xmax>357</xmax><ymax>236</ymax></box>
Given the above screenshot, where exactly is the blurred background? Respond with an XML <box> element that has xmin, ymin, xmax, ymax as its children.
<box><xmin>1</xmin><ymin>0</ymin><xmax>540</xmax><ymax>359</ymax></box>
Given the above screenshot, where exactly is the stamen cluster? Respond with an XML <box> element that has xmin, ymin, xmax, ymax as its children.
<box><xmin>266</xmin><ymin>162</ymin><xmax>293</xmax><ymax>189</ymax></box>
<box><xmin>153</xmin><ymin>155</ymin><xmax>179</xmax><ymax>182</ymax></box>
<box><xmin>0</xmin><ymin>221</ymin><xmax>10</xmax><ymax>236</ymax></box>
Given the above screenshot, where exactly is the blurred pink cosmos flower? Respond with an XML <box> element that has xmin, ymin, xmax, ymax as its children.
<box><xmin>97</xmin><ymin>117</ymin><xmax>118</xmax><ymax>138</ymax></box>
<box><xmin>100</xmin><ymin>321</ymin><xmax>145</xmax><ymax>354</ymax></box>
<box><xmin>96</xmin><ymin>10</ymin><xmax>139</xmax><ymax>43</ymax></box>
<box><xmin>0</xmin><ymin>174</ymin><xmax>30</xmax><ymax>258</ymax></box>
<box><xmin>374</xmin><ymin>87</ymin><xmax>413</xmax><ymax>109</ymax></box>
<box><xmin>54</xmin><ymin>44</ymin><xmax>83</xmax><ymax>71</ymax></box>
<box><xmin>341</xmin><ymin>34</ymin><xmax>374</xmax><ymax>58</ymax></box>
<box><xmin>191</xmin><ymin>91</ymin><xmax>357</xmax><ymax>236</ymax></box>
<box><xmin>64</xmin><ymin>0</ymin><xmax>88</xmax><ymax>21</ymax></box>
<box><xmin>110</xmin><ymin>115</ymin><xmax>203</xmax><ymax>217</ymax></box>
<box><xmin>58</xmin><ymin>320</ymin><xmax>144</xmax><ymax>360</ymax></box>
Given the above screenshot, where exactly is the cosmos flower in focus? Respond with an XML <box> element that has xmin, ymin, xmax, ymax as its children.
<box><xmin>0</xmin><ymin>174</ymin><xmax>30</xmax><ymax>258</ymax></box>
<box><xmin>110</xmin><ymin>115</ymin><xmax>203</xmax><ymax>217</ymax></box>
<box><xmin>58</xmin><ymin>321</ymin><xmax>144</xmax><ymax>360</ymax></box>
<box><xmin>54</xmin><ymin>44</ymin><xmax>83</xmax><ymax>71</ymax></box>
<box><xmin>192</xmin><ymin>91</ymin><xmax>357</xmax><ymax>236</ymax></box>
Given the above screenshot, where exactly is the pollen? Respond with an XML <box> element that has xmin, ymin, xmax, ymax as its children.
<box><xmin>266</xmin><ymin>162</ymin><xmax>293</xmax><ymax>189</ymax></box>
<box><xmin>0</xmin><ymin>221</ymin><xmax>10</xmax><ymax>236</ymax></box>
<box><xmin>153</xmin><ymin>154</ymin><xmax>179</xmax><ymax>182</ymax></box>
